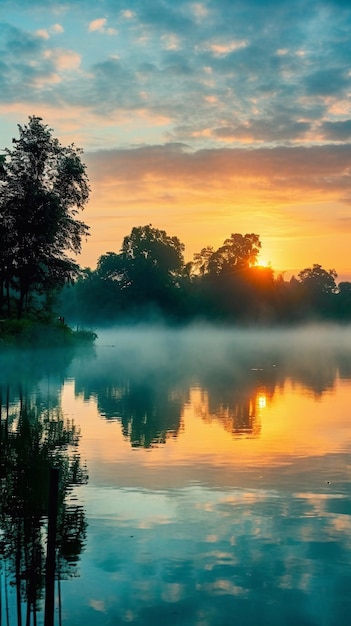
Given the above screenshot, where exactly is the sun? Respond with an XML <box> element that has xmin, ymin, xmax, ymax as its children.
<box><xmin>255</xmin><ymin>258</ymin><xmax>270</xmax><ymax>268</ymax></box>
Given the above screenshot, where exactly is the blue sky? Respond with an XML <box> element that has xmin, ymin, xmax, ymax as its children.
<box><xmin>1</xmin><ymin>0</ymin><xmax>351</xmax><ymax>277</ymax></box>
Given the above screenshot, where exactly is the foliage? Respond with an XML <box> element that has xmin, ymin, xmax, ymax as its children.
<box><xmin>58</xmin><ymin>223</ymin><xmax>351</xmax><ymax>326</ymax></box>
<box><xmin>193</xmin><ymin>233</ymin><xmax>261</xmax><ymax>276</ymax></box>
<box><xmin>65</xmin><ymin>224</ymin><xmax>186</xmax><ymax>321</ymax></box>
<box><xmin>120</xmin><ymin>224</ymin><xmax>185</xmax><ymax>296</ymax></box>
<box><xmin>0</xmin><ymin>317</ymin><xmax>96</xmax><ymax>347</ymax></box>
<box><xmin>0</xmin><ymin>116</ymin><xmax>89</xmax><ymax>318</ymax></box>
<box><xmin>298</xmin><ymin>264</ymin><xmax>337</xmax><ymax>294</ymax></box>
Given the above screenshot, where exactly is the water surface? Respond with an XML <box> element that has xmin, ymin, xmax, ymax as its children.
<box><xmin>1</xmin><ymin>326</ymin><xmax>351</xmax><ymax>625</ymax></box>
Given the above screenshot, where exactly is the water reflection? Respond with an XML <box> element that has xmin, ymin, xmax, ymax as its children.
<box><xmin>1</xmin><ymin>327</ymin><xmax>351</xmax><ymax>625</ymax></box>
<box><xmin>76</xmin><ymin>375</ymin><xmax>184</xmax><ymax>448</ymax></box>
<box><xmin>192</xmin><ymin>384</ymin><xmax>264</xmax><ymax>438</ymax></box>
<box><xmin>72</xmin><ymin>484</ymin><xmax>351</xmax><ymax>626</ymax></box>
<box><xmin>0</xmin><ymin>350</ymin><xmax>88</xmax><ymax>625</ymax></box>
<box><xmin>72</xmin><ymin>326</ymin><xmax>351</xmax><ymax>446</ymax></box>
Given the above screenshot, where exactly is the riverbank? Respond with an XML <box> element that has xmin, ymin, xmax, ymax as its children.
<box><xmin>0</xmin><ymin>317</ymin><xmax>97</xmax><ymax>348</ymax></box>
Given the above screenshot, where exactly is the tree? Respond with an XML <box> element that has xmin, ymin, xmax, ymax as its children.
<box><xmin>0</xmin><ymin>116</ymin><xmax>90</xmax><ymax>317</ymax></box>
<box><xmin>218</xmin><ymin>233</ymin><xmax>261</xmax><ymax>272</ymax></box>
<box><xmin>96</xmin><ymin>251</ymin><xmax>125</xmax><ymax>282</ymax></box>
<box><xmin>121</xmin><ymin>224</ymin><xmax>184</xmax><ymax>275</ymax></box>
<box><xmin>119</xmin><ymin>224</ymin><xmax>185</xmax><ymax>304</ymax></box>
<box><xmin>336</xmin><ymin>281</ymin><xmax>351</xmax><ymax>320</ymax></box>
<box><xmin>193</xmin><ymin>233</ymin><xmax>261</xmax><ymax>277</ymax></box>
<box><xmin>338</xmin><ymin>281</ymin><xmax>351</xmax><ymax>295</ymax></box>
<box><xmin>298</xmin><ymin>264</ymin><xmax>337</xmax><ymax>295</ymax></box>
<box><xmin>193</xmin><ymin>246</ymin><xmax>215</xmax><ymax>275</ymax></box>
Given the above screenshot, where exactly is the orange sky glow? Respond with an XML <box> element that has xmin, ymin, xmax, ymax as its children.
<box><xmin>2</xmin><ymin>1</ymin><xmax>351</xmax><ymax>281</ymax></box>
<box><xmin>82</xmin><ymin>146</ymin><xmax>351</xmax><ymax>279</ymax></box>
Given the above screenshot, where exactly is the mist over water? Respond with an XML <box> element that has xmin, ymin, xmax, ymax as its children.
<box><xmin>73</xmin><ymin>322</ymin><xmax>351</xmax><ymax>395</ymax></box>
<box><xmin>1</xmin><ymin>324</ymin><xmax>351</xmax><ymax>625</ymax></box>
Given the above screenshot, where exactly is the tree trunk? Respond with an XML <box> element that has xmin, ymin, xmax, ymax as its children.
<box><xmin>5</xmin><ymin>279</ymin><xmax>10</xmax><ymax>317</ymax></box>
<box><xmin>0</xmin><ymin>277</ymin><xmax>3</xmax><ymax>315</ymax></box>
<box><xmin>16</xmin><ymin>527</ymin><xmax>23</xmax><ymax>626</ymax></box>
<box><xmin>17</xmin><ymin>285</ymin><xmax>26</xmax><ymax>319</ymax></box>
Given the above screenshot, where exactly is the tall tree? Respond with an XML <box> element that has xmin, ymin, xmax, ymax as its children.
<box><xmin>119</xmin><ymin>224</ymin><xmax>185</xmax><ymax>304</ymax></box>
<box><xmin>0</xmin><ymin>116</ymin><xmax>90</xmax><ymax>317</ymax></box>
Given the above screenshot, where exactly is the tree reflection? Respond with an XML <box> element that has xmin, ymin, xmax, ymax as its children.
<box><xmin>194</xmin><ymin>368</ymin><xmax>278</xmax><ymax>438</ymax></box>
<box><xmin>76</xmin><ymin>373</ymin><xmax>184</xmax><ymax>448</ymax></box>
<box><xmin>116</xmin><ymin>381</ymin><xmax>184</xmax><ymax>448</ymax></box>
<box><xmin>73</xmin><ymin>328</ymin><xmax>351</xmax><ymax>448</ymax></box>
<box><xmin>0</xmin><ymin>383</ymin><xmax>87</xmax><ymax>625</ymax></box>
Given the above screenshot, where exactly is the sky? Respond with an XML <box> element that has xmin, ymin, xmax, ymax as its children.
<box><xmin>1</xmin><ymin>0</ymin><xmax>351</xmax><ymax>279</ymax></box>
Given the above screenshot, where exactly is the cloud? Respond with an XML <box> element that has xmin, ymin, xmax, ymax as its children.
<box><xmin>36</xmin><ymin>29</ymin><xmax>50</xmax><ymax>40</ymax></box>
<box><xmin>213</xmin><ymin>117</ymin><xmax>312</xmax><ymax>143</ymax></box>
<box><xmin>89</xmin><ymin>599</ymin><xmax>106</xmax><ymax>613</ymax></box>
<box><xmin>51</xmin><ymin>23</ymin><xmax>64</xmax><ymax>34</ymax></box>
<box><xmin>161</xmin><ymin>34</ymin><xmax>180</xmax><ymax>51</ymax></box>
<box><xmin>44</xmin><ymin>48</ymin><xmax>81</xmax><ymax>71</ymax></box>
<box><xmin>201</xmin><ymin>40</ymin><xmax>249</xmax><ymax>57</ymax></box>
<box><xmin>191</xmin><ymin>3</ymin><xmax>209</xmax><ymax>20</ymax></box>
<box><xmin>1</xmin><ymin>2</ymin><xmax>351</xmax><ymax>150</ymax></box>
<box><xmin>35</xmin><ymin>23</ymin><xmax>64</xmax><ymax>39</ymax></box>
<box><xmin>304</xmin><ymin>68</ymin><xmax>350</xmax><ymax>97</ymax></box>
<box><xmin>89</xmin><ymin>18</ymin><xmax>107</xmax><ymax>32</ymax></box>
<box><xmin>88</xmin><ymin>17</ymin><xmax>117</xmax><ymax>35</ymax></box>
<box><xmin>0</xmin><ymin>23</ymin><xmax>43</xmax><ymax>57</ymax></box>
<box><xmin>80</xmin><ymin>141</ymin><xmax>351</xmax><ymax>271</ymax></box>
<box><xmin>320</xmin><ymin>120</ymin><xmax>351</xmax><ymax>141</ymax></box>
<box><xmin>31</xmin><ymin>72</ymin><xmax>61</xmax><ymax>88</ymax></box>
<box><xmin>2</xmin><ymin>0</ymin><xmax>351</xmax><ymax>276</ymax></box>
<box><xmin>85</xmin><ymin>143</ymin><xmax>351</xmax><ymax>209</ymax></box>
<box><xmin>120</xmin><ymin>10</ymin><xmax>136</xmax><ymax>20</ymax></box>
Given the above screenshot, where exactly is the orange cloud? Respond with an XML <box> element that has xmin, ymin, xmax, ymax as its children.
<box><xmin>43</xmin><ymin>48</ymin><xmax>81</xmax><ymax>71</ymax></box>
<box><xmin>89</xmin><ymin>18</ymin><xmax>107</xmax><ymax>32</ymax></box>
<box><xmin>88</xmin><ymin>18</ymin><xmax>117</xmax><ymax>35</ymax></box>
<box><xmin>80</xmin><ymin>143</ymin><xmax>351</xmax><ymax>274</ymax></box>
<box><xmin>86</xmin><ymin>144</ymin><xmax>351</xmax><ymax>198</ymax></box>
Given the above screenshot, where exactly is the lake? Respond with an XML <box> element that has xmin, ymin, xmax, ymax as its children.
<box><xmin>1</xmin><ymin>325</ymin><xmax>351</xmax><ymax>626</ymax></box>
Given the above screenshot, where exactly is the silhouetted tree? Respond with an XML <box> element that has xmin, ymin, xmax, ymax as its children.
<box><xmin>0</xmin><ymin>116</ymin><xmax>90</xmax><ymax>318</ymax></box>
<box><xmin>193</xmin><ymin>246</ymin><xmax>215</xmax><ymax>275</ymax></box>
<box><xmin>298</xmin><ymin>264</ymin><xmax>337</xmax><ymax>295</ymax></box>
<box><xmin>295</xmin><ymin>264</ymin><xmax>337</xmax><ymax>318</ymax></box>
<box><xmin>116</xmin><ymin>224</ymin><xmax>185</xmax><ymax>312</ymax></box>
<box><xmin>336</xmin><ymin>281</ymin><xmax>351</xmax><ymax>320</ymax></box>
<box><xmin>97</xmin><ymin>251</ymin><xmax>125</xmax><ymax>281</ymax></box>
<box><xmin>193</xmin><ymin>234</ymin><xmax>261</xmax><ymax>277</ymax></box>
<box><xmin>191</xmin><ymin>233</ymin><xmax>265</xmax><ymax>321</ymax></box>
<box><xmin>121</xmin><ymin>224</ymin><xmax>184</xmax><ymax>283</ymax></box>
<box><xmin>216</xmin><ymin>232</ymin><xmax>261</xmax><ymax>273</ymax></box>
<box><xmin>58</xmin><ymin>223</ymin><xmax>351</xmax><ymax>325</ymax></box>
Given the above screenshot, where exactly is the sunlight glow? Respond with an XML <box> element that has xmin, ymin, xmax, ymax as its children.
<box><xmin>257</xmin><ymin>394</ymin><xmax>267</xmax><ymax>410</ymax></box>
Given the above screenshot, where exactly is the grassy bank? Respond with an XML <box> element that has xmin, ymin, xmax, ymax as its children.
<box><xmin>0</xmin><ymin>317</ymin><xmax>97</xmax><ymax>348</ymax></box>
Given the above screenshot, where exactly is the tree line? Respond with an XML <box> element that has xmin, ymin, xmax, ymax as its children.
<box><xmin>1</xmin><ymin>116</ymin><xmax>351</xmax><ymax>326</ymax></box>
<box><xmin>60</xmin><ymin>224</ymin><xmax>351</xmax><ymax>325</ymax></box>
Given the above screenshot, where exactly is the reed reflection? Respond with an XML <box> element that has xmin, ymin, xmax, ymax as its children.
<box><xmin>0</xmin><ymin>355</ymin><xmax>88</xmax><ymax>625</ymax></box>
